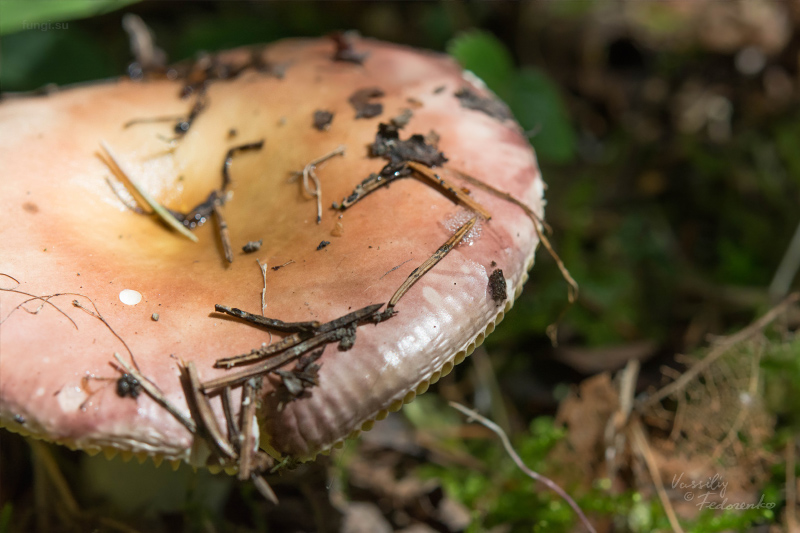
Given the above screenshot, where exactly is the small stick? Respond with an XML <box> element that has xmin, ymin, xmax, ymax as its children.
<box><xmin>100</xmin><ymin>141</ymin><xmax>198</xmax><ymax>243</ymax></box>
<box><xmin>449</xmin><ymin>402</ymin><xmax>597</xmax><ymax>533</ymax></box>
<box><xmin>630</xmin><ymin>419</ymin><xmax>685</xmax><ymax>533</ymax></box>
<box><xmin>211</xmin><ymin>199</ymin><xmax>233</xmax><ymax>263</ymax></box>
<box><xmin>271</xmin><ymin>260</ymin><xmax>295</xmax><ymax>271</ymax></box>
<box><xmin>256</xmin><ymin>259</ymin><xmax>268</xmax><ymax>315</ymax></box>
<box><xmin>215</xmin><ymin>332</ymin><xmax>307</xmax><ymax>369</ymax></box>
<box><xmin>214</xmin><ymin>304</ymin><xmax>320</xmax><ymax>333</ymax></box>
<box><xmin>335</xmin><ymin>172</ymin><xmax>394</xmax><ymax>210</ymax></box>
<box><xmin>316</xmin><ymin>303</ymin><xmax>384</xmax><ymax>332</ymax></box>
<box><xmin>202</xmin><ymin>328</ymin><xmax>348</xmax><ymax>391</ymax></box>
<box><xmin>174</xmin><ymin>92</ymin><xmax>206</xmax><ymax>136</ymax></box>
<box><xmin>112</xmin><ymin>353</ymin><xmax>197</xmax><ymax>434</ymax></box>
<box><xmin>222</xmin><ymin>140</ymin><xmax>265</xmax><ymax>191</ymax></box>
<box><xmin>238</xmin><ymin>378</ymin><xmax>260</xmax><ymax>480</ymax></box>
<box><xmin>213</xmin><ymin>303</ymin><xmax>384</xmax><ymax>368</ymax></box>
<box><xmin>293</xmin><ymin>145</ymin><xmax>346</xmax><ymax>224</ymax></box>
<box><xmin>124</xmin><ymin>115</ymin><xmax>185</xmax><ymax>128</ymax></box>
<box><xmin>451</xmin><ymin>167</ymin><xmax>552</xmax><ymax>233</ymax></box>
<box><xmin>450</xmin><ymin>166</ymin><xmax>578</xmax><ymax>338</ymax></box>
<box><xmin>604</xmin><ymin>359</ymin><xmax>640</xmax><ymax>482</ymax></box>
<box><xmin>407</xmin><ymin>162</ymin><xmax>492</xmax><ymax>220</ymax></box>
<box><xmin>185</xmin><ymin>362</ymin><xmax>237</xmax><ymax>460</ymax></box>
<box><xmin>387</xmin><ymin>216</ymin><xmax>477</xmax><ymax>309</ymax></box>
<box><xmin>0</xmin><ymin>273</ymin><xmax>20</xmax><ymax>287</ymax></box>
<box><xmin>220</xmin><ymin>387</ymin><xmax>240</xmax><ymax>449</ymax></box>
<box><xmin>308</xmin><ymin>169</ymin><xmax>323</xmax><ymax>224</ymax></box>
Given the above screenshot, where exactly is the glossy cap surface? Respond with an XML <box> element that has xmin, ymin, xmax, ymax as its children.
<box><xmin>0</xmin><ymin>37</ymin><xmax>544</xmax><ymax>462</ymax></box>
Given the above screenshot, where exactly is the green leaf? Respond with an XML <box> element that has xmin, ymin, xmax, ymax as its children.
<box><xmin>447</xmin><ymin>30</ymin><xmax>514</xmax><ymax>97</ymax></box>
<box><xmin>508</xmin><ymin>67</ymin><xmax>576</xmax><ymax>164</ymax></box>
<box><xmin>0</xmin><ymin>504</ymin><xmax>12</xmax><ymax>533</ymax></box>
<box><xmin>0</xmin><ymin>0</ymin><xmax>140</xmax><ymax>36</ymax></box>
<box><xmin>1</xmin><ymin>28</ymin><xmax>117</xmax><ymax>90</ymax></box>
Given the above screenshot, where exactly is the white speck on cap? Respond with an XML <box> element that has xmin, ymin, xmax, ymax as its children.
<box><xmin>119</xmin><ymin>289</ymin><xmax>142</xmax><ymax>306</ymax></box>
<box><xmin>58</xmin><ymin>385</ymin><xmax>87</xmax><ymax>413</ymax></box>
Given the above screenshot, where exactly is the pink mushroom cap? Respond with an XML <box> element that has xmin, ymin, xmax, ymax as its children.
<box><xmin>0</xmin><ymin>37</ymin><xmax>544</xmax><ymax>464</ymax></box>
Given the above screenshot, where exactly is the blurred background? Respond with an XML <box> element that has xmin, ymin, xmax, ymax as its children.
<box><xmin>2</xmin><ymin>1</ymin><xmax>800</xmax><ymax>531</ymax></box>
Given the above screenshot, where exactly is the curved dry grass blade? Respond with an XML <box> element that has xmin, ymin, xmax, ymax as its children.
<box><xmin>408</xmin><ymin>162</ymin><xmax>491</xmax><ymax>220</ymax></box>
<box><xmin>387</xmin><ymin>216</ymin><xmax>477</xmax><ymax>309</ymax></box>
<box><xmin>449</xmin><ymin>401</ymin><xmax>597</xmax><ymax>533</ymax></box>
<box><xmin>637</xmin><ymin>292</ymin><xmax>800</xmax><ymax>410</ymax></box>
<box><xmin>100</xmin><ymin>141</ymin><xmax>198</xmax><ymax>243</ymax></box>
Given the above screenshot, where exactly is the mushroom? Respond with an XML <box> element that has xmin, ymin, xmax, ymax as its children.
<box><xmin>0</xmin><ymin>37</ymin><xmax>544</xmax><ymax>471</ymax></box>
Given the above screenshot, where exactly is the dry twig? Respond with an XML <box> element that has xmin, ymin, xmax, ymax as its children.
<box><xmin>630</xmin><ymin>419</ymin><xmax>685</xmax><ymax>533</ymax></box>
<box><xmin>292</xmin><ymin>145</ymin><xmax>346</xmax><ymax>224</ymax></box>
<box><xmin>449</xmin><ymin>401</ymin><xmax>597</xmax><ymax>533</ymax></box>
<box><xmin>387</xmin><ymin>216</ymin><xmax>477</xmax><ymax>310</ymax></box>
<box><xmin>637</xmin><ymin>292</ymin><xmax>800</xmax><ymax>410</ymax></box>
<box><xmin>113</xmin><ymin>353</ymin><xmax>197</xmax><ymax>434</ymax></box>
<box><xmin>449</xmin><ymin>167</ymin><xmax>578</xmax><ymax>343</ymax></box>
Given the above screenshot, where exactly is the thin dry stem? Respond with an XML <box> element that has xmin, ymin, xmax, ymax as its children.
<box><xmin>293</xmin><ymin>145</ymin><xmax>346</xmax><ymax>224</ymax></box>
<box><xmin>0</xmin><ymin>289</ymin><xmax>78</xmax><ymax>329</ymax></box>
<box><xmin>113</xmin><ymin>353</ymin><xmax>197</xmax><ymax>434</ymax></box>
<box><xmin>211</xmin><ymin>200</ymin><xmax>233</xmax><ymax>263</ymax></box>
<box><xmin>387</xmin><ymin>216</ymin><xmax>477</xmax><ymax>309</ymax></box>
<box><xmin>185</xmin><ymin>362</ymin><xmax>237</xmax><ymax>460</ymax></box>
<box><xmin>449</xmin><ymin>167</ymin><xmax>578</xmax><ymax>342</ymax></box>
<box><xmin>630</xmin><ymin>419</ymin><xmax>685</xmax><ymax>533</ymax></box>
<box><xmin>449</xmin><ymin>401</ymin><xmax>597</xmax><ymax>533</ymax></box>
<box><xmin>637</xmin><ymin>292</ymin><xmax>800</xmax><ymax>410</ymax></box>
<box><xmin>238</xmin><ymin>378</ymin><xmax>259</xmax><ymax>481</ymax></box>
<box><xmin>100</xmin><ymin>141</ymin><xmax>198</xmax><ymax>242</ymax></box>
<box><xmin>709</xmin><ymin>343</ymin><xmax>763</xmax><ymax>463</ymax></box>
<box><xmin>72</xmin><ymin>298</ymin><xmax>138</xmax><ymax>370</ymax></box>
<box><xmin>604</xmin><ymin>359</ymin><xmax>640</xmax><ymax>482</ymax></box>
<box><xmin>787</xmin><ymin>435</ymin><xmax>798</xmax><ymax>532</ymax></box>
<box><xmin>221</xmin><ymin>386</ymin><xmax>240</xmax><ymax>450</ymax></box>
<box><xmin>407</xmin><ymin>162</ymin><xmax>492</xmax><ymax>220</ymax></box>
<box><xmin>256</xmin><ymin>259</ymin><xmax>268</xmax><ymax>315</ymax></box>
